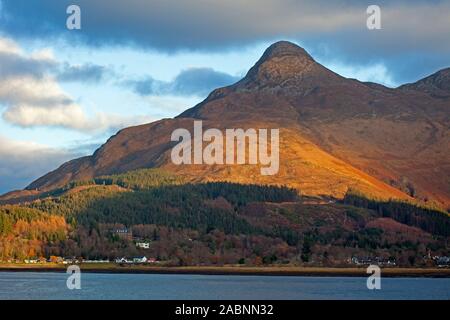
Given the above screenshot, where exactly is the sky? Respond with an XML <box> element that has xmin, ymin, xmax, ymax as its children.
<box><xmin>0</xmin><ymin>0</ymin><xmax>449</xmax><ymax>193</ymax></box>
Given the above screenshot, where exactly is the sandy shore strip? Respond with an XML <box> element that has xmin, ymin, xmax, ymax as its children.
<box><xmin>0</xmin><ymin>264</ymin><xmax>449</xmax><ymax>278</ymax></box>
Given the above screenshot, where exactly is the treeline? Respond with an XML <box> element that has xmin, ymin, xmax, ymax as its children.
<box><xmin>0</xmin><ymin>206</ymin><xmax>48</xmax><ymax>234</ymax></box>
<box><xmin>0</xmin><ymin>206</ymin><xmax>68</xmax><ymax>260</ymax></box>
<box><xmin>44</xmin><ymin>168</ymin><xmax>186</xmax><ymax>197</ymax></box>
<box><xmin>42</xmin><ymin>169</ymin><xmax>298</xmax><ymax>204</ymax></box>
<box><xmin>342</xmin><ymin>191</ymin><xmax>450</xmax><ymax>236</ymax></box>
<box><xmin>30</xmin><ymin>182</ymin><xmax>298</xmax><ymax>235</ymax></box>
<box><xmin>186</xmin><ymin>182</ymin><xmax>298</xmax><ymax>207</ymax></box>
<box><xmin>94</xmin><ymin>168</ymin><xmax>185</xmax><ymax>190</ymax></box>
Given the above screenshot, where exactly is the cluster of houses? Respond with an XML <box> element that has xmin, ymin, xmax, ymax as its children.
<box><xmin>23</xmin><ymin>257</ymin><xmax>48</xmax><ymax>264</ymax></box>
<box><xmin>19</xmin><ymin>233</ymin><xmax>155</xmax><ymax>265</ymax></box>
<box><xmin>421</xmin><ymin>251</ymin><xmax>450</xmax><ymax>267</ymax></box>
<box><xmin>22</xmin><ymin>257</ymin><xmax>80</xmax><ymax>264</ymax></box>
<box><xmin>430</xmin><ymin>256</ymin><xmax>450</xmax><ymax>267</ymax></box>
<box><xmin>21</xmin><ymin>256</ymin><xmax>159</xmax><ymax>265</ymax></box>
<box><xmin>22</xmin><ymin>257</ymin><xmax>109</xmax><ymax>264</ymax></box>
<box><xmin>350</xmin><ymin>256</ymin><xmax>397</xmax><ymax>266</ymax></box>
<box><xmin>350</xmin><ymin>255</ymin><xmax>450</xmax><ymax>267</ymax></box>
<box><xmin>115</xmin><ymin>256</ymin><xmax>158</xmax><ymax>264</ymax></box>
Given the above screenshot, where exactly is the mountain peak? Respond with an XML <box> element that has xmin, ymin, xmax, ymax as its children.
<box><xmin>259</xmin><ymin>41</ymin><xmax>314</xmax><ymax>61</ymax></box>
<box><xmin>233</xmin><ymin>40</ymin><xmax>339</xmax><ymax>92</ymax></box>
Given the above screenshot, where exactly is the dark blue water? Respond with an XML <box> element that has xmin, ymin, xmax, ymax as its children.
<box><xmin>0</xmin><ymin>272</ymin><xmax>448</xmax><ymax>300</ymax></box>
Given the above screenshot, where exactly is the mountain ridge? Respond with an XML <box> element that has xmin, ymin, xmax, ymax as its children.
<box><xmin>2</xmin><ymin>41</ymin><xmax>449</xmax><ymax>209</ymax></box>
<box><xmin>399</xmin><ymin>67</ymin><xmax>450</xmax><ymax>98</ymax></box>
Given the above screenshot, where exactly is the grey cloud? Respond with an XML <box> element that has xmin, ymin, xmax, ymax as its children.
<box><xmin>2</xmin><ymin>2</ymin><xmax>449</xmax><ymax>47</ymax></box>
<box><xmin>0</xmin><ymin>51</ymin><xmax>56</xmax><ymax>79</ymax></box>
<box><xmin>0</xmin><ymin>136</ymin><xmax>81</xmax><ymax>194</ymax></box>
<box><xmin>2</xmin><ymin>0</ymin><xmax>370</xmax><ymax>50</ymax></box>
<box><xmin>172</xmin><ymin>68</ymin><xmax>240</xmax><ymax>96</ymax></box>
<box><xmin>126</xmin><ymin>77</ymin><xmax>156</xmax><ymax>96</ymax></box>
<box><xmin>57</xmin><ymin>62</ymin><xmax>110</xmax><ymax>83</ymax></box>
<box><xmin>0</xmin><ymin>39</ymin><xmax>109</xmax><ymax>85</ymax></box>
<box><xmin>0</xmin><ymin>1</ymin><xmax>370</xmax><ymax>47</ymax></box>
<box><xmin>126</xmin><ymin>68</ymin><xmax>240</xmax><ymax>97</ymax></box>
<box><xmin>1</xmin><ymin>0</ymin><xmax>449</xmax><ymax>84</ymax></box>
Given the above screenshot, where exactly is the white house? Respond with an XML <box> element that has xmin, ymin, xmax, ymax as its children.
<box><xmin>115</xmin><ymin>257</ymin><xmax>131</xmax><ymax>264</ymax></box>
<box><xmin>133</xmin><ymin>256</ymin><xmax>147</xmax><ymax>263</ymax></box>
<box><xmin>136</xmin><ymin>242</ymin><xmax>150</xmax><ymax>249</ymax></box>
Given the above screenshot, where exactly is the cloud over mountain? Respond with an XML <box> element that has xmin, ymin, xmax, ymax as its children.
<box><xmin>125</xmin><ymin>68</ymin><xmax>240</xmax><ymax>97</ymax></box>
<box><xmin>2</xmin><ymin>0</ymin><xmax>449</xmax><ymax>82</ymax></box>
<box><xmin>0</xmin><ymin>135</ymin><xmax>78</xmax><ymax>193</ymax></box>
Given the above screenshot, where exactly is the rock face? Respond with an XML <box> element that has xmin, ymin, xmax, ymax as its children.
<box><xmin>12</xmin><ymin>41</ymin><xmax>450</xmax><ymax>208</ymax></box>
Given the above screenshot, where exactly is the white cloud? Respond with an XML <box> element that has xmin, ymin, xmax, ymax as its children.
<box><xmin>30</xmin><ymin>48</ymin><xmax>56</xmax><ymax>61</ymax></box>
<box><xmin>143</xmin><ymin>95</ymin><xmax>203</xmax><ymax>117</ymax></box>
<box><xmin>325</xmin><ymin>62</ymin><xmax>396</xmax><ymax>87</ymax></box>
<box><xmin>0</xmin><ymin>36</ymin><xmax>153</xmax><ymax>133</ymax></box>
<box><xmin>0</xmin><ymin>37</ymin><xmax>21</xmax><ymax>54</ymax></box>
<box><xmin>2</xmin><ymin>97</ymin><xmax>153</xmax><ymax>132</ymax></box>
<box><xmin>0</xmin><ymin>75</ymin><xmax>70</xmax><ymax>106</ymax></box>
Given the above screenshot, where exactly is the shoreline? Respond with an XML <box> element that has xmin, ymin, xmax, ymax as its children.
<box><xmin>0</xmin><ymin>264</ymin><xmax>449</xmax><ymax>278</ymax></box>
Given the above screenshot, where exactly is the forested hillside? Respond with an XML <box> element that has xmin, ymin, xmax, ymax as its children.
<box><xmin>1</xmin><ymin>169</ymin><xmax>448</xmax><ymax>266</ymax></box>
